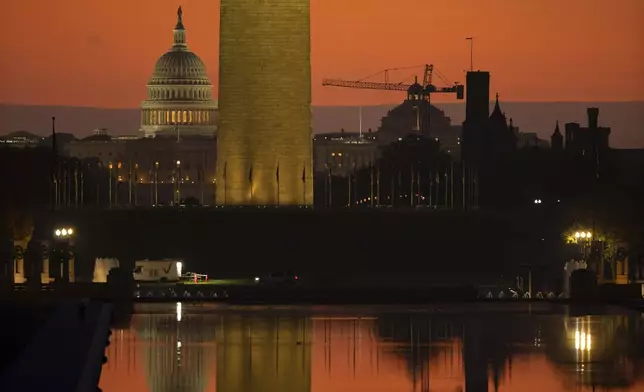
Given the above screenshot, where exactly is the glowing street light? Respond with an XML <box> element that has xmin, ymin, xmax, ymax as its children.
<box><xmin>54</xmin><ymin>227</ymin><xmax>76</xmax><ymax>239</ymax></box>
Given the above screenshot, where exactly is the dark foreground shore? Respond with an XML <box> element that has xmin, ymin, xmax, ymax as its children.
<box><xmin>0</xmin><ymin>300</ymin><xmax>55</xmax><ymax>375</ymax></box>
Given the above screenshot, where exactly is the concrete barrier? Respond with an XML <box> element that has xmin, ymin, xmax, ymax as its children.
<box><xmin>0</xmin><ymin>299</ymin><xmax>113</xmax><ymax>392</ymax></box>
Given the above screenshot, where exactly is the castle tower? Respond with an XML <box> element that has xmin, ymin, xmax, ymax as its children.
<box><xmin>217</xmin><ymin>1</ymin><xmax>313</xmax><ymax>205</ymax></box>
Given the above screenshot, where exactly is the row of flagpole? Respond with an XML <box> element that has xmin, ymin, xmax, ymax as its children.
<box><xmin>51</xmin><ymin>159</ymin><xmax>209</xmax><ymax>209</ymax></box>
<box><xmin>219</xmin><ymin>162</ymin><xmax>309</xmax><ymax>205</ymax></box>
<box><xmin>322</xmin><ymin>162</ymin><xmax>474</xmax><ymax>209</ymax></box>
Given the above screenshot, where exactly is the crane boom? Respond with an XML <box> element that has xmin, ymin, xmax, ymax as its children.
<box><xmin>322</xmin><ymin>79</ymin><xmax>462</xmax><ymax>95</ymax></box>
<box><xmin>322</xmin><ymin>63</ymin><xmax>464</xmax><ymax>99</ymax></box>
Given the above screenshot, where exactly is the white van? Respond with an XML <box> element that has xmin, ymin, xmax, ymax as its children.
<box><xmin>133</xmin><ymin>259</ymin><xmax>182</xmax><ymax>282</ymax></box>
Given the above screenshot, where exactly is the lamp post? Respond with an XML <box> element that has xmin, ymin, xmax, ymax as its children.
<box><xmin>53</xmin><ymin>227</ymin><xmax>76</xmax><ymax>283</ymax></box>
<box><xmin>154</xmin><ymin>161</ymin><xmax>159</xmax><ymax>206</ymax></box>
<box><xmin>176</xmin><ymin>160</ymin><xmax>181</xmax><ymax>205</ymax></box>
<box><xmin>108</xmin><ymin>162</ymin><xmax>113</xmax><ymax>208</ymax></box>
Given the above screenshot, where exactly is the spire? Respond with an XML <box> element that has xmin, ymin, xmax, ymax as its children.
<box><xmin>490</xmin><ymin>92</ymin><xmax>505</xmax><ymax>121</ymax></box>
<box><xmin>551</xmin><ymin>120</ymin><xmax>564</xmax><ymax>151</ymax></box>
<box><xmin>173</xmin><ymin>6</ymin><xmax>187</xmax><ymax>48</ymax></box>
<box><xmin>554</xmin><ymin>120</ymin><xmax>561</xmax><ymax>135</ymax></box>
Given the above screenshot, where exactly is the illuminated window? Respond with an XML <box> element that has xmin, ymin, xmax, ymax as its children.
<box><xmin>183</xmin><ymin>111</ymin><xmax>187</xmax><ymax>123</ymax></box>
<box><xmin>189</xmin><ymin>111</ymin><xmax>193</xmax><ymax>123</ymax></box>
<box><xmin>172</xmin><ymin>111</ymin><xmax>176</xmax><ymax>123</ymax></box>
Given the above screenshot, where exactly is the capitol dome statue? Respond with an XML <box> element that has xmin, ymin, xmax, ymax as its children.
<box><xmin>139</xmin><ymin>7</ymin><xmax>218</xmax><ymax>138</ymax></box>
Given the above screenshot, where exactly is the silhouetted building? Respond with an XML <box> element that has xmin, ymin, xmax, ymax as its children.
<box><xmin>564</xmin><ymin>107</ymin><xmax>611</xmax><ymax>158</ymax></box>
<box><xmin>551</xmin><ymin>121</ymin><xmax>564</xmax><ymax>152</ymax></box>
<box><xmin>486</xmin><ymin>94</ymin><xmax>518</xmax><ymax>155</ymax></box>
<box><xmin>461</xmin><ymin>71</ymin><xmax>491</xmax><ymax>164</ymax></box>
<box><xmin>376</xmin><ymin>79</ymin><xmax>461</xmax><ymax>159</ymax></box>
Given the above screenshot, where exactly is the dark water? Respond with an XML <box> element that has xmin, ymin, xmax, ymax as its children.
<box><xmin>100</xmin><ymin>303</ymin><xmax>644</xmax><ymax>392</ymax></box>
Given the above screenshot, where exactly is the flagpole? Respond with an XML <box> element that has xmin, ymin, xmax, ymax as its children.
<box><xmin>133</xmin><ymin>163</ymin><xmax>138</xmax><ymax>206</ymax></box>
<box><xmin>149</xmin><ymin>160</ymin><xmax>153</xmax><ymax>206</ymax></box>
<box><xmin>51</xmin><ymin>117</ymin><xmax>58</xmax><ymax>211</ymax></box>
<box><xmin>154</xmin><ymin>161</ymin><xmax>159</xmax><ymax>206</ymax></box>
<box><xmin>462</xmin><ymin>162</ymin><xmax>466</xmax><ymax>210</ymax></box>
<box><xmin>276</xmin><ymin>163</ymin><xmax>280</xmax><ymax>206</ymax></box>
<box><xmin>80</xmin><ymin>168</ymin><xmax>84</xmax><ymax>207</ymax></box>
<box><xmin>416</xmin><ymin>169</ymin><xmax>421</xmax><ymax>206</ymax></box>
<box><xmin>370</xmin><ymin>165</ymin><xmax>374</xmax><ymax>208</ymax></box>
<box><xmin>74</xmin><ymin>163</ymin><xmax>79</xmax><ymax>207</ymax></box>
<box><xmin>200</xmin><ymin>156</ymin><xmax>205</xmax><ymax>206</ymax></box>
<box><xmin>223</xmin><ymin>162</ymin><xmax>227</xmax><ymax>205</ymax></box>
<box><xmin>429</xmin><ymin>170</ymin><xmax>433</xmax><ymax>208</ymax></box>
<box><xmin>376</xmin><ymin>164</ymin><xmax>380</xmax><ymax>207</ymax></box>
<box><xmin>410</xmin><ymin>164</ymin><xmax>414</xmax><ymax>207</ymax></box>
<box><xmin>390</xmin><ymin>168</ymin><xmax>395</xmax><ymax>208</ymax></box>
<box><xmin>450</xmin><ymin>161</ymin><xmax>454</xmax><ymax>209</ymax></box>
<box><xmin>128</xmin><ymin>161</ymin><xmax>133</xmax><ymax>206</ymax></box>
<box><xmin>249</xmin><ymin>164</ymin><xmax>253</xmax><ymax>203</ymax></box>
<box><xmin>444</xmin><ymin>166</ymin><xmax>448</xmax><ymax>209</ymax></box>
<box><xmin>302</xmin><ymin>165</ymin><xmax>306</xmax><ymax>206</ymax></box>
<box><xmin>96</xmin><ymin>162</ymin><xmax>100</xmax><ymax>208</ymax></box>
<box><xmin>328</xmin><ymin>166</ymin><xmax>333</xmax><ymax>207</ymax></box>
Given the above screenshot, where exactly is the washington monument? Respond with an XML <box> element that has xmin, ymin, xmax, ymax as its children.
<box><xmin>217</xmin><ymin>0</ymin><xmax>313</xmax><ymax>206</ymax></box>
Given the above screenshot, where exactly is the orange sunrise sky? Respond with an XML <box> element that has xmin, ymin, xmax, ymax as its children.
<box><xmin>2</xmin><ymin>0</ymin><xmax>643</xmax><ymax>108</ymax></box>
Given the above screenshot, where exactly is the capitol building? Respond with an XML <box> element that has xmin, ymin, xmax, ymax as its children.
<box><xmin>139</xmin><ymin>7</ymin><xmax>217</xmax><ymax>138</ymax></box>
<box><xmin>66</xmin><ymin>7</ymin><xmax>218</xmax><ymax>206</ymax></box>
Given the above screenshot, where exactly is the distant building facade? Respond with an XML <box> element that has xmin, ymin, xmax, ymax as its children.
<box><xmin>313</xmin><ymin>131</ymin><xmax>378</xmax><ymax>176</ymax></box>
<box><xmin>0</xmin><ymin>131</ymin><xmax>43</xmax><ymax>148</ymax></box>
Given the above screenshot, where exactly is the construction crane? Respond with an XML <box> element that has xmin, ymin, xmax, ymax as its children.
<box><xmin>322</xmin><ymin>64</ymin><xmax>464</xmax><ymax>100</ymax></box>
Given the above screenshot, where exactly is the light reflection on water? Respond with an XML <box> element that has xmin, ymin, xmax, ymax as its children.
<box><xmin>100</xmin><ymin>303</ymin><xmax>644</xmax><ymax>392</ymax></box>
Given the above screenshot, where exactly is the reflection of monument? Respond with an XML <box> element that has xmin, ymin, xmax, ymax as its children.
<box><xmin>217</xmin><ymin>0</ymin><xmax>313</xmax><ymax>205</ymax></box>
<box><xmin>216</xmin><ymin>315</ymin><xmax>312</xmax><ymax>392</ymax></box>
<box><xmin>134</xmin><ymin>303</ymin><xmax>216</xmax><ymax>392</ymax></box>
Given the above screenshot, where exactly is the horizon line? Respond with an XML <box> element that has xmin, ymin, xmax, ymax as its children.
<box><xmin>2</xmin><ymin>100</ymin><xmax>644</xmax><ymax>111</ymax></box>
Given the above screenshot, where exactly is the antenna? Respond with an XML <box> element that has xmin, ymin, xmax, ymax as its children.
<box><xmin>465</xmin><ymin>37</ymin><xmax>475</xmax><ymax>71</ymax></box>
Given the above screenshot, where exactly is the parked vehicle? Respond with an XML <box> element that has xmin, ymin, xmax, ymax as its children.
<box><xmin>133</xmin><ymin>259</ymin><xmax>182</xmax><ymax>282</ymax></box>
<box><xmin>254</xmin><ymin>271</ymin><xmax>299</xmax><ymax>286</ymax></box>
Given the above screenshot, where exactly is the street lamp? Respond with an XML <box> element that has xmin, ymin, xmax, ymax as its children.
<box><xmin>53</xmin><ymin>226</ymin><xmax>76</xmax><ymax>283</ymax></box>
<box><xmin>574</xmin><ymin>231</ymin><xmax>592</xmax><ymax>241</ymax></box>
<box><xmin>54</xmin><ymin>227</ymin><xmax>75</xmax><ymax>239</ymax></box>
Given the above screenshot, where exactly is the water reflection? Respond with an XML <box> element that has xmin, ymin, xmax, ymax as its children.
<box><xmin>100</xmin><ymin>303</ymin><xmax>644</xmax><ymax>392</ymax></box>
